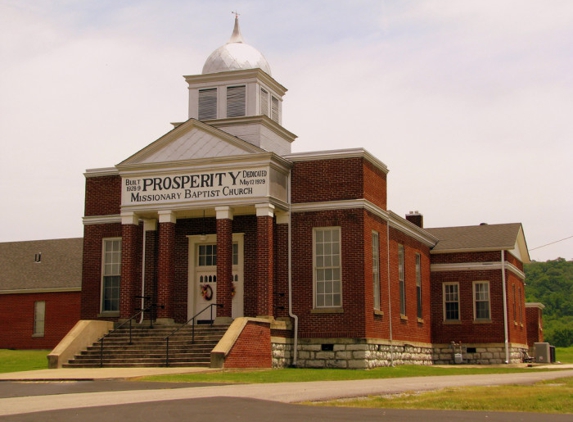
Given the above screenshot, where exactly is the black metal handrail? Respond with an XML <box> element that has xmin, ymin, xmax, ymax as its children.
<box><xmin>164</xmin><ymin>303</ymin><xmax>223</xmax><ymax>367</ymax></box>
<box><xmin>98</xmin><ymin>305</ymin><xmax>157</xmax><ymax>368</ymax></box>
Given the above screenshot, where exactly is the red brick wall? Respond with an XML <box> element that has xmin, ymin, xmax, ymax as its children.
<box><xmin>431</xmin><ymin>251</ymin><xmax>501</xmax><ymax>264</ymax></box>
<box><xmin>84</xmin><ymin>175</ymin><xmax>121</xmax><ymax>216</ymax></box>
<box><xmin>431</xmin><ymin>268</ymin><xmax>505</xmax><ymax>344</ymax></box>
<box><xmin>157</xmin><ymin>222</ymin><xmax>176</xmax><ymax>320</ymax></box>
<box><xmin>385</xmin><ymin>226</ymin><xmax>432</xmax><ymax>343</ymax></box>
<box><xmin>0</xmin><ymin>291</ymin><xmax>80</xmax><ymax>349</ymax></box>
<box><xmin>526</xmin><ymin>306</ymin><xmax>544</xmax><ymax>346</ymax></box>
<box><xmin>291</xmin><ymin>157</ymin><xmax>387</xmax><ymax>209</ymax></box>
<box><xmin>274</xmin><ymin>222</ymin><xmax>290</xmax><ymax>319</ymax></box>
<box><xmin>215</xmin><ymin>218</ymin><xmax>233</xmax><ymax>318</ymax></box>
<box><xmin>291</xmin><ymin>208</ymin><xmax>365</xmax><ymax>339</ymax></box>
<box><xmin>363</xmin><ymin>212</ymin><xmax>390</xmax><ymax>339</ymax></box>
<box><xmin>430</xmin><ymin>251</ymin><xmax>528</xmax><ymax>346</ymax></box>
<box><xmin>363</xmin><ymin>159</ymin><xmax>387</xmax><ymax>210</ymax></box>
<box><xmin>256</xmin><ymin>215</ymin><xmax>274</xmax><ymax>316</ymax></box>
<box><xmin>120</xmin><ymin>223</ymin><xmax>143</xmax><ymax>318</ymax></box>
<box><xmin>81</xmin><ymin>223</ymin><xmax>122</xmax><ymax>320</ymax></box>
<box><xmin>223</xmin><ymin>321</ymin><xmax>272</xmax><ymax>368</ymax></box>
<box><xmin>507</xmin><ymin>270</ymin><xmax>528</xmax><ymax>345</ymax></box>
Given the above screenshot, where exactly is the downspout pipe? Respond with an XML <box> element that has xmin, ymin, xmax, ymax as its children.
<box><xmin>287</xmin><ymin>172</ymin><xmax>299</xmax><ymax>367</ymax></box>
<box><xmin>501</xmin><ymin>250</ymin><xmax>510</xmax><ymax>363</ymax></box>
<box><xmin>386</xmin><ymin>219</ymin><xmax>394</xmax><ymax>366</ymax></box>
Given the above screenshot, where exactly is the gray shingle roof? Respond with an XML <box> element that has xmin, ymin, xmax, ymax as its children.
<box><xmin>0</xmin><ymin>238</ymin><xmax>83</xmax><ymax>292</ymax></box>
<box><xmin>426</xmin><ymin>223</ymin><xmax>523</xmax><ymax>253</ymax></box>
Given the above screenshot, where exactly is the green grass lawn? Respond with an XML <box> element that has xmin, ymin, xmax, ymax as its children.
<box><xmin>556</xmin><ymin>346</ymin><xmax>573</xmax><ymax>364</ymax></box>
<box><xmin>0</xmin><ymin>349</ymin><xmax>49</xmax><ymax>373</ymax></box>
<box><xmin>309</xmin><ymin>376</ymin><xmax>573</xmax><ymax>414</ymax></box>
<box><xmin>139</xmin><ymin>365</ymin><xmax>560</xmax><ymax>384</ymax></box>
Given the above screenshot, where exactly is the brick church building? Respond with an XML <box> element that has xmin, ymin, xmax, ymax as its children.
<box><xmin>75</xmin><ymin>17</ymin><xmax>541</xmax><ymax>368</ymax></box>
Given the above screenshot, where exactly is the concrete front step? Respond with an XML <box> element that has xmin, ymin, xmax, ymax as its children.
<box><xmin>64</xmin><ymin>361</ymin><xmax>210</xmax><ymax>368</ymax></box>
<box><xmin>65</xmin><ymin>324</ymin><xmax>229</xmax><ymax>368</ymax></box>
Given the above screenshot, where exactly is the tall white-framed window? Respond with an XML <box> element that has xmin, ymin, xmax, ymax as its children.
<box><xmin>227</xmin><ymin>85</ymin><xmax>246</xmax><ymax>117</ymax></box>
<box><xmin>372</xmin><ymin>231</ymin><xmax>380</xmax><ymax>310</ymax></box>
<box><xmin>519</xmin><ymin>286</ymin><xmax>523</xmax><ymax>324</ymax></box>
<box><xmin>398</xmin><ymin>244</ymin><xmax>405</xmax><ymax>315</ymax></box>
<box><xmin>443</xmin><ymin>282</ymin><xmax>460</xmax><ymax>321</ymax></box>
<box><xmin>314</xmin><ymin>227</ymin><xmax>341</xmax><ymax>308</ymax></box>
<box><xmin>512</xmin><ymin>284</ymin><xmax>517</xmax><ymax>322</ymax></box>
<box><xmin>102</xmin><ymin>238</ymin><xmax>121</xmax><ymax>313</ymax></box>
<box><xmin>198</xmin><ymin>88</ymin><xmax>217</xmax><ymax>120</ymax></box>
<box><xmin>33</xmin><ymin>301</ymin><xmax>45</xmax><ymax>337</ymax></box>
<box><xmin>473</xmin><ymin>281</ymin><xmax>491</xmax><ymax>321</ymax></box>
<box><xmin>416</xmin><ymin>253</ymin><xmax>422</xmax><ymax>319</ymax></box>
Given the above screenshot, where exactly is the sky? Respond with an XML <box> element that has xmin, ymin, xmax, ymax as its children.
<box><xmin>1</xmin><ymin>0</ymin><xmax>572</xmax><ymax>262</ymax></box>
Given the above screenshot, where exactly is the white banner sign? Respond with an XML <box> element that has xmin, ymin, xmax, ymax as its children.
<box><xmin>122</xmin><ymin>168</ymin><xmax>269</xmax><ymax>206</ymax></box>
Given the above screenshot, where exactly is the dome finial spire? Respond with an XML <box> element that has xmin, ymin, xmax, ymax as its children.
<box><xmin>229</xmin><ymin>11</ymin><xmax>244</xmax><ymax>44</ymax></box>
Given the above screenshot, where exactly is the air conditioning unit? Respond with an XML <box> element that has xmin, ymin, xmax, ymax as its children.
<box><xmin>534</xmin><ymin>342</ymin><xmax>551</xmax><ymax>363</ymax></box>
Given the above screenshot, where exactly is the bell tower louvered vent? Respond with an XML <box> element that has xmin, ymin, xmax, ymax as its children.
<box><xmin>271</xmin><ymin>96</ymin><xmax>279</xmax><ymax>123</ymax></box>
<box><xmin>260</xmin><ymin>87</ymin><xmax>269</xmax><ymax>118</ymax></box>
<box><xmin>226</xmin><ymin>85</ymin><xmax>246</xmax><ymax>118</ymax></box>
<box><xmin>198</xmin><ymin>88</ymin><xmax>217</xmax><ymax>120</ymax></box>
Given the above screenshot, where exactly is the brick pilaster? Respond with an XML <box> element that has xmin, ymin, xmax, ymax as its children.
<box><xmin>142</xmin><ymin>219</ymin><xmax>157</xmax><ymax>321</ymax></box>
<box><xmin>256</xmin><ymin>204</ymin><xmax>275</xmax><ymax>318</ymax></box>
<box><xmin>157</xmin><ymin>211</ymin><xmax>175</xmax><ymax>322</ymax></box>
<box><xmin>120</xmin><ymin>213</ymin><xmax>140</xmax><ymax>319</ymax></box>
<box><xmin>216</xmin><ymin>207</ymin><xmax>233</xmax><ymax>321</ymax></box>
<box><xmin>274</xmin><ymin>212</ymin><xmax>289</xmax><ymax>318</ymax></box>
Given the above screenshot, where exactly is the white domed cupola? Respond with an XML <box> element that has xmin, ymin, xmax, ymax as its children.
<box><xmin>202</xmin><ymin>16</ymin><xmax>272</xmax><ymax>76</ymax></box>
<box><xmin>184</xmin><ymin>15</ymin><xmax>296</xmax><ymax>156</ymax></box>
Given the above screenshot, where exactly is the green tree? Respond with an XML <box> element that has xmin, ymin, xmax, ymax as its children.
<box><xmin>525</xmin><ymin>258</ymin><xmax>573</xmax><ymax>347</ymax></box>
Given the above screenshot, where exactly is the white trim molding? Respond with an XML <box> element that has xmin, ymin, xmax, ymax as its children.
<box><xmin>431</xmin><ymin>261</ymin><xmax>526</xmax><ymax>279</ymax></box>
<box><xmin>83</xmin><ymin>215</ymin><xmax>122</xmax><ymax>225</ymax></box>
<box><xmin>291</xmin><ymin>199</ymin><xmax>437</xmax><ymax>248</ymax></box>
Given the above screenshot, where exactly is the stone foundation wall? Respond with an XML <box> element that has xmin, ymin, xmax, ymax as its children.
<box><xmin>272</xmin><ymin>338</ymin><xmax>433</xmax><ymax>369</ymax></box>
<box><xmin>433</xmin><ymin>343</ymin><xmax>529</xmax><ymax>365</ymax></box>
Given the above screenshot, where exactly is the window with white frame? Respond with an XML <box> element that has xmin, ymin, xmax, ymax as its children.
<box><xmin>519</xmin><ymin>286</ymin><xmax>523</xmax><ymax>324</ymax></box>
<box><xmin>33</xmin><ymin>301</ymin><xmax>45</xmax><ymax>337</ymax></box>
<box><xmin>226</xmin><ymin>85</ymin><xmax>246</xmax><ymax>117</ymax></box>
<box><xmin>314</xmin><ymin>227</ymin><xmax>341</xmax><ymax>308</ymax></box>
<box><xmin>398</xmin><ymin>244</ymin><xmax>405</xmax><ymax>315</ymax></box>
<box><xmin>416</xmin><ymin>254</ymin><xmax>422</xmax><ymax>319</ymax></box>
<box><xmin>513</xmin><ymin>284</ymin><xmax>517</xmax><ymax>322</ymax></box>
<box><xmin>372</xmin><ymin>231</ymin><xmax>380</xmax><ymax>310</ymax></box>
<box><xmin>473</xmin><ymin>281</ymin><xmax>491</xmax><ymax>320</ymax></box>
<box><xmin>102</xmin><ymin>238</ymin><xmax>121</xmax><ymax>313</ymax></box>
<box><xmin>443</xmin><ymin>282</ymin><xmax>460</xmax><ymax>321</ymax></box>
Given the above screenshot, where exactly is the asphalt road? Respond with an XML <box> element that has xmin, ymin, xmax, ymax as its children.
<box><xmin>1</xmin><ymin>369</ymin><xmax>572</xmax><ymax>421</ymax></box>
<box><xmin>2</xmin><ymin>396</ymin><xmax>572</xmax><ymax>422</ymax></box>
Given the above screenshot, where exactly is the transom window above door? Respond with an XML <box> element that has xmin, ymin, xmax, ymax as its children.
<box><xmin>197</xmin><ymin>243</ymin><xmax>239</xmax><ymax>267</ymax></box>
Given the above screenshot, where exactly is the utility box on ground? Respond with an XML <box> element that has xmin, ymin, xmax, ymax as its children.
<box><xmin>534</xmin><ymin>342</ymin><xmax>551</xmax><ymax>364</ymax></box>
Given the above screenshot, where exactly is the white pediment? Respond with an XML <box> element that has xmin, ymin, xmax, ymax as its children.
<box><xmin>119</xmin><ymin>119</ymin><xmax>265</xmax><ymax>166</ymax></box>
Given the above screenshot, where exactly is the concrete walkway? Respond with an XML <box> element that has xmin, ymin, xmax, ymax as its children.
<box><xmin>0</xmin><ymin>366</ymin><xmax>218</xmax><ymax>382</ymax></box>
<box><xmin>0</xmin><ymin>366</ymin><xmax>572</xmax><ymax>417</ymax></box>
